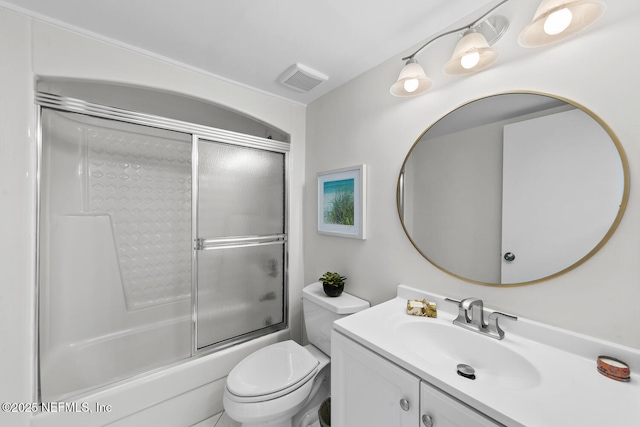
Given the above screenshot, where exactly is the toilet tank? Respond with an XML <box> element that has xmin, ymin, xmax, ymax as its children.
<box><xmin>302</xmin><ymin>282</ymin><xmax>369</xmax><ymax>356</ymax></box>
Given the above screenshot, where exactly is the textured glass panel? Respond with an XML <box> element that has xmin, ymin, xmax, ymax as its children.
<box><xmin>198</xmin><ymin>140</ymin><xmax>285</xmax><ymax>237</ymax></box>
<box><xmin>39</xmin><ymin>109</ymin><xmax>192</xmax><ymax>401</ymax></box>
<box><xmin>85</xmin><ymin>119</ymin><xmax>193</xmax><ymax>309</ymax></box>
<box><xmin>196</xmin><ymin>244</ymin><xmax>285</xmax><ymax>349</ymax></box>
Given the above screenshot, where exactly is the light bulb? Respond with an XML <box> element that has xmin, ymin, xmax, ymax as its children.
<box><xmin>544</xmin><ymin>8</ymin><xmax>573</xmax><ymax>35</ymax></box>
<box><xmin>403</xmin><ymin>78</ymin><xmax>419</xmax><ymax>93</ymax></box>
<box><xmin>460</xmin><ymin>51</ymin><xmax>480</xmax><ymax>70</ymax></box>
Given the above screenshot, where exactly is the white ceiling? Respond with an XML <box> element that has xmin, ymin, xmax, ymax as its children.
<box><xmin>0</xmin><ymin>0</ymin><xmax>498</xmax><ymax>104</ymax></box>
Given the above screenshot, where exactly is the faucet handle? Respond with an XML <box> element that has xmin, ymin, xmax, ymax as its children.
<box><xmin>444</xmin><ymin>298</ymin><xmax>462</xmax><ymax>314</ymax></box>
<box><xmin>444</xmin><ymin>298</ymin><xmax>467</xmax><ymax>323</ymax></box>
<box><xmin>487</xmin><ymin>311</ymin><xmax>517</xmax><ymax>340</ymax></box>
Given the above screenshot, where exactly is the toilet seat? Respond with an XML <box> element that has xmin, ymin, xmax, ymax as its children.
<box><xmin>223</xmin><ymin>372</ymin><xmax>320</xmax><ymax>424</ymax></box>
<box><xmin>226</xmin><ymin>340</ymin><xmax>319</xmax><ymax>403</ymax></box>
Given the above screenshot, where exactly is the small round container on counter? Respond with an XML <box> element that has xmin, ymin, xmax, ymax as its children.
<box><xmin>597</xmin><ymin>356</ymin><xmax>630</xmax><ymax>382</ymax></box>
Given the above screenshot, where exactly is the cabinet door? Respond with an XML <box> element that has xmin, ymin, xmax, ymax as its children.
<box><xmin>332</xmin><ymin>331</ymin><xmax>420</xmax><ymax>427</ymax></box>
<box><xmin>420</xmin><ymin>381</ymin><xmax>503</xmax><ymax>427</ymax></box>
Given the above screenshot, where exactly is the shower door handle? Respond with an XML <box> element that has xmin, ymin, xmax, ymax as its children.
<box><xmin>195</xmin><ymin>234</ymin><xmax>287</xmax><ymax>250</ymax></box>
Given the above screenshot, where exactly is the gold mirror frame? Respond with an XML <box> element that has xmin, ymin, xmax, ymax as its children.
<box><xmin>397</xmin><ymin>91</ymin><xmax>630</xmax><ymax>287</ymax></box>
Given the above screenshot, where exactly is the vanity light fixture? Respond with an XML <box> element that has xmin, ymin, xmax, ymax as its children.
<box><xmin>389</xmin><ymin>58</ymin><xmax>434</xmax><ymax>97</ymax></box>
<box><xmin>518</xmin><ymin>0</ymin><xmax>606</xmax><ymax>47</ymax></box>
<box><xmin>391</xmin><ymin>0</ymin><xmax>607</xmax><ymax>97</ymax></box>
<box><xmin>440</xmin><ymin>14</ymin><xmax>510</xmax><ymax>77</ymax></box>
<box><xmin>390</xmin><ymin>1</ymin><xmax>510</xmax><ymax>97</ymax></box>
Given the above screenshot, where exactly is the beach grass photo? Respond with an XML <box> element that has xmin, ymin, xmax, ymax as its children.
<box><xmin>323</xmin><ymin>178</ymin><xmax>355</xmax><ymax>225</ymax></box>
<box><xmin>317</xmin><ymin>165</ymin><xmax>366</xmax><ymax>239</ymax></box>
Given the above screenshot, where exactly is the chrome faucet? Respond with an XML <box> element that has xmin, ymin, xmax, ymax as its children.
<box><xmin>444</xmin><ymin>297</ymin><xmax>517</xmax><ymax>340</ymax></box>
<box><xmin>460</xmin><ymin>297</ymin><xmax>485</xmax><ymax>329</ymax></box>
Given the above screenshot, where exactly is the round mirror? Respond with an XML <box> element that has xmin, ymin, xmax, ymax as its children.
<box><xmin>398</xmin><ymin>92</ymin><xmax>629</xmax><ymax>286</ymax></box>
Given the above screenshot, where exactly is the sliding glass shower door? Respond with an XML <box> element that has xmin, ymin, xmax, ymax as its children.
<box><xmin>37</xmin><ymin>93</ymin><xmax>288</xmax><ymax>401</ymax></box>
<box><xmin>194</xmin><ymin>139</ymin><xmax>287</xmax><ymax>350</ymax></box>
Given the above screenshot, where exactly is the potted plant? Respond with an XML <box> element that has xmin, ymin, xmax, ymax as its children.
<box><xmin>319</xmin><ymin>272</ymin><xmax>346</xmax><ymax>297</ymax></box>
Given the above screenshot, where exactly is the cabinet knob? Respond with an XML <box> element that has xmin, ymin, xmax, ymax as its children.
<box><xmin>399</xmin><ymin>398</ymin><xmax>410</xmax><ymax>411</ymax></box>
<box><xmin>422</xmin><ymin>414</ymin><xmax>434</xmax><ymax>427</ymax></box>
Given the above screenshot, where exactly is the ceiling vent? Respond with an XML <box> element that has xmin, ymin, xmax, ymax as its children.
<box><xmin>279</xmin><ymin>63</ymin><xmax>328</xmax><ymax>93</ymax></box>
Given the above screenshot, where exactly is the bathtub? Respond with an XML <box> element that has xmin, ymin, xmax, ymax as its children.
<box><xmin>33</xmin><ymin>329</ymin><xmax>289</xmax><ymax>427</ymax></box>
<box><xmin>40</xmin><ymin>316</ymin><xmax>191</xmax><ymax>402</ymax></box>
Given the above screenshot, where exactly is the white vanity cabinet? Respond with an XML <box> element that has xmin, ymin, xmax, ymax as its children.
<box><xmin>332</xmin><ymin>331</ymin><xmax>420</xmax><ymax>426</ymax></box>
<box><xmin>420</xmin><ymin>381</ymin><xmax>503</xmax><ymax>427</ymax></box>
<box><xmin>332</xmin><ymin>331</ymin><xmax>502</xmax><ymax>427</ymax></box>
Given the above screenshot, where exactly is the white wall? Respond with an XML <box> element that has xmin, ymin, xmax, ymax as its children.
<box><xmin>0</xmin><ymin>6</ymin><xmax>306</xmax><ymax>426</ymax></box>
<box><xmin>0</xmin><ymin>7</ymin><xmax>36</xmax><ymax>425</ymax></box>
<box><xmin>305</xmin><ymin>0</ymin><xmax>640</xmax><ymax>349</ymax></box>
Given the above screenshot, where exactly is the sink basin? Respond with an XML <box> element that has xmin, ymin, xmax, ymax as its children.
<box><xmin>395</xmin><ymin>319</ymin><xmax>541</xmax><ymax>390</ymax></box>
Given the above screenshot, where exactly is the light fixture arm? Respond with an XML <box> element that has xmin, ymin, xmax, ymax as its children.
<box><xmin>401</xmin><ymin>0</ymin><xmax>510</xmax><ymax>61</ymax></box>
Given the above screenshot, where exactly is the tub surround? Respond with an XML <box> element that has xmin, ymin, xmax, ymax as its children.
<box><xmin>0</xmin><ymin>5</ymin><xmax>306</xmax><ymax>427</ymax></box>
<box><xmin>333</xmin><ymin>285</ymin><xmax>640</xmax><ymax>426</ymax></box>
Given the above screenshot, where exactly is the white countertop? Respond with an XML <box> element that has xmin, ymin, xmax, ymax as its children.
<box><xmin>333</xmin><ymin>285</ymin><xmax>640</xmax><ymax>426</ymax></box>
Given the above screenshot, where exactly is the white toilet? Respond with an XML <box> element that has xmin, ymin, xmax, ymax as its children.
<box><xmin>223</xmin><ymin>282</ymin><xmax>369</xmax><ymax>427</ymax></box>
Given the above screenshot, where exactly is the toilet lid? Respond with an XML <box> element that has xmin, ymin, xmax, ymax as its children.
<box><xmin>226</xmin><ymin>340</ymin><xmax>319</xmax><ymax>398</ymax></box>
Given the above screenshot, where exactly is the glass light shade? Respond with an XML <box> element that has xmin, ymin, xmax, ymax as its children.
<box><xmin>518</xmin><ymin>0</ymin><xmax>606</xmax><ymax>48</ymax></box>
<box><xmin>390</xmin><ymin>60</ymin><xmax>434</xmax><ymax>97</ymax></box>
<box><xmin>443</xmin><ymin>31</ymin><xmax>498</xmax><ymax>76</ymax></box>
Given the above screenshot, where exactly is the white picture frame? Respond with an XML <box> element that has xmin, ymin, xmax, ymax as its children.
<box><xmin>317</xmin><ymin>164</ymin><xmax>366</xmax><ymax>239</ymax></box>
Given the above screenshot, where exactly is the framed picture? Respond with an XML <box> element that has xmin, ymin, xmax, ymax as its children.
<box><xmin>317</xmin><ymin>164</ymin><xmax>366</xmax><ymax>239</ymax></box>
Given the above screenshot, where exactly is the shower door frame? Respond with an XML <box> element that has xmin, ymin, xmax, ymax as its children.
<box><xmin>35</xmin><ymin>92</ymin><xmax>290</xmax><ymax>401</ymax></box>
<box><xmin>191</xmin><ymin>135</ymin><xmax>289</xmax><ymax>354</ymax></box>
